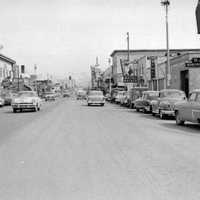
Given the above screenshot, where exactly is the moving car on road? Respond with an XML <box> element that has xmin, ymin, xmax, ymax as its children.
<box><xmin>76</xmin><ymin>89</ymin><xmax>87</xmax><ymax>100</ymax></box>
<box><xmin>87</xmin><ymin>90</ymin><xmax>105</xmax><ymax>106</ymax></box>
<box><xmin>44</xmin><ymin>91</ymin><xmax>56</xmax><ymax>101</ymax></box>
<box><xmin>12</xmin><ymin>91</ymin><xmax>42</xmax><ymax>113</ymax></box>
<box><xmin>151</xmin><ymin>89</ymin><xmax>186</xmax><ymax>119</ymax></box>
<box><xmin>63</xmin><ymin>90</ymin><xmax>71</xmax><ymax>98</ymax></box>
<box><xmin>134</xmin><ymin>91</ymin><xmax>159</xmax><ymax>113</ymax></box>
<box><xmin>175</xmin><ymin>89</ymin><xmax>200</xmax><ymax>125</ymax></box>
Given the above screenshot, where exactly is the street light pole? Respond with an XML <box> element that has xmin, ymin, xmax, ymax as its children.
<box><xmin>108</xmin><ymin>58</ymin><xmax>112</xmax><ymax>94</ymax></box>
<box><xmin>161</xmin><ymin>0</ymin><xmax>170</xmax><ymax>87</ymax></box>
<box><xmin>127</xmin><ymin>32</ymin><xmax>130</xmax><ymax>62</ymax></box>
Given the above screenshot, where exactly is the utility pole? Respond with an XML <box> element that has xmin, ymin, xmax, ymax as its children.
<box><xmin>127</xmin><ymin>32</ymin><xmax>130</xmax><ymax>62</ymax></box>
<box><xmin>17</xmin><ymin>65</ymin><xmax>20</xmax><ymax>91</ymax></box>
<box><xmin>108</xmin><ymin>58</ymin><xmax>112</xmax><ymax>94</ymax></box>
<box><xmin>161</xmin><ymin>0</ymin><xmax>170</xmax><ymax>87</ymax></box>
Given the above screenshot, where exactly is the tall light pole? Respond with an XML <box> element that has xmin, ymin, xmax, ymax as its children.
<box><xmin>161</xmin><ymin>0</ymin><xmax>170</xmax><ymax>87</ymax></box>
<box><xmin>108</xmin><ymin>58</ymin><xmax>112</xmax><ymax>94</ymax></box>
<box><xmin>127</xmin><ymin>32</ymin><xmax>130</xmax><ymax>62</ymax></box>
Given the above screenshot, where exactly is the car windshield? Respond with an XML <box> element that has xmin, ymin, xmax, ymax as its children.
<box><xmin>160</xmin><ymin>91</ymin><xmax>185</xmax><ymax>98</ymax></box>
<box><xmin>144</xmin><ymin>92</ymin><xmax>159</xmax><ymax>100</ymax></box>
<box><xmin>17</xmin><ymin>92</ymin><xmax>37</xmax><ymax>97</ymax></box>
<box><xmin>89</xmin><ymin>91</ymin><xmax>103</xmax><ymax>96</ymax></box>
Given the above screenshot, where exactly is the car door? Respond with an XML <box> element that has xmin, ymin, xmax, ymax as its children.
<box><xmin>184</xmin><ymin>92</ymin><xmax>197</xmax><ymax>121</ymax></box>
<box><xmin>191</xmin><ymin>92</ymin><xmax>200</xmax><ymax>122</ymax></box>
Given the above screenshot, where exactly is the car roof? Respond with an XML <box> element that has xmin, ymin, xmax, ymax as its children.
<box><xmin>143</xmin><ymin>90</ymin><xmax>159</xmax><ymax>94</ymax></box>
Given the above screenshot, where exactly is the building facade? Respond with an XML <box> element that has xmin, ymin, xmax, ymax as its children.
<box><xmin>110</xmin><ymin>49</ymin><xmax>200</xmax><ymax>88</ymax></box>
<box><xmin>0</xmin><ymin>54</ymin><xmax>16</xmax><ymax>85</ymax></box>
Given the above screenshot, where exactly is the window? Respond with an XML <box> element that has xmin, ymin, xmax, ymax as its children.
<box><xmin>189</xmin><ymin>93</ymin><xmax>196</xmax><ymax>101</ymax></box>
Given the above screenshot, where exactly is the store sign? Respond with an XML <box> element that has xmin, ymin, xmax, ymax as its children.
<box><xmin>123</xmin><ymin>75</ymin><xmax>138</xmax><ymax>83</ymax></box>
<box><xmin>186</xmin><ymin>57</ymin><xmax>200</xmax><ymax>67</ymax></box>
<box><xmin>185</xmin><ymin>63</ymin><xmax>200</xmax><ymax>67</ymax></box>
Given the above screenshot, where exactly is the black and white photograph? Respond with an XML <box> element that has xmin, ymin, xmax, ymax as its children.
<box><xmin>0</xmin><ymin>0</ymin><xmax>200</xmax><ymax>199</ymax></box>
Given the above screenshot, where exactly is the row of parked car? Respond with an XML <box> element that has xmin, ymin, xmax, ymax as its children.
<box><xmin>109</xmin><ymin>88</ymin><xmax>200</xmax><ymax>126</ymax></box>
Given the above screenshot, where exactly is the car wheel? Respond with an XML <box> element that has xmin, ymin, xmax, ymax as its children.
<box><xmin>13</xmin><ymin>108</ymin><xmax>17</xmax><ymax>113</ymax></box>
<box><xmin>101</xmin><ymin>103</ymin><xmax>104</xmax><ymax>106</ymax></box>
<box><xmin>143</xmin><ymin>108</ymin><xmax>147</xmax><ymax>113</ymax></box>
<box><xmin>159</xmin><ymin>110</ymin><xmax>165</xmax><ymax>119</ymax></box>
<box><xmin>88</xmin><ymin>103</ymin><xmax>90</xmax><ymax>106</ymax></box>
<box><xmin>136</xmin><ymin>108</ymin><xmax>139</xmax><ymax>112</ymax></box>
<box><xmin>175</xmin><ymin>111</ymin><xmax>184</xmax><ymax>125</ymax></box>
<box><xmin>152</xmin><ymin>112</ymin><xmax>156</xmax><ymax>116</ymax></box>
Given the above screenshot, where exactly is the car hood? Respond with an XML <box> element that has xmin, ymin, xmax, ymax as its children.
<box><xmin>13</xmin><ymin>97</ymin><xmax>35</xmax><ymax>103</ymax></box>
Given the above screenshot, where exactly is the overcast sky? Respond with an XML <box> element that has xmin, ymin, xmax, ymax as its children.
<box><xmin>0</xmin><ymin>0</ymin><xmax>199</xmax><ymax>82</ymax></box>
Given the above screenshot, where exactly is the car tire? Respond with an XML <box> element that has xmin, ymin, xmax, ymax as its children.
<box><xmin>88</xmin><ymin>103</ymin><xmax>91</xmax><ymax>106</ymax></box>
<box><xmin>136</xmin><ymin>108</ymin><xmax>139</xmax><ymax>112</ymax></box>
<box><xmin>101</xmin><ymin>103</ymin><xmax>104</xmax><ymax>106</ymax></box>
<box><xmin>175</xmin><ymin>111</ymin><xmax>185</xmax><ymax>125</ymax></box>
<box><xmin>152</xmin><ymin>112</ymin><xmax>156</xmax><ymax>116</ymax></box>
<box><xmin>13</xmin><ymin>108</ymin><xmax>17</xmax><ymax>113</ymax></box>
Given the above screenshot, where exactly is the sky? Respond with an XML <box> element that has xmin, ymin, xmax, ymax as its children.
<box><xmin>0</xmin><ymin>0</ymin><xmax>199</xmax><ymax>84</ymax></box>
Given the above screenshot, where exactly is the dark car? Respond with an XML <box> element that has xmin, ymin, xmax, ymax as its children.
<box><xmin>174</xmin><ymin>89</ymin><xmax>200</xmax><ymax>125</ymax></box>
<box><xmin>134</xmin><ymin>91</ymin><xmax>159</xmax><ymax>113</ymax></box>
<box><xmin>151</xmin><ymin>89</ymin><xmax>186</xmax><ymax>119</ymax></box>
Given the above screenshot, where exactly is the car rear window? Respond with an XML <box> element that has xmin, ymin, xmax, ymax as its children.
<box><xmin>89</xmin><ymin>91</ymin><xmax>103</xmax><ymax>96</ymax></box>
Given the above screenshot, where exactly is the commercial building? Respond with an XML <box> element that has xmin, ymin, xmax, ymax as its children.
<box><xmin>0</xmin><ymin>54</ymin><xmax>16</xmax><ymax>85</ymax></box>
<box><xmin>110</xmin><ymin>49</ymin><xmax>200</xmax><ymax>88</ymax></box>
<box><xmin>153</xmin><ymin>52</ymin><xmax>200</xmax><ymax>97</ymax></box>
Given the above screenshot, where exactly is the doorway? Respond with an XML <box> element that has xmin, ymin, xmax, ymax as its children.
<box><xmin>180</xmin><ymin>70</ymin><xmax>189</xmax><ymax>97</ymax></box>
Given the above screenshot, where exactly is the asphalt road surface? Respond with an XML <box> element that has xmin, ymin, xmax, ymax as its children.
<box><xmin>0</xmin><ymin>99</ymin><xmax>200</xmax><ymax>200</ymax></box>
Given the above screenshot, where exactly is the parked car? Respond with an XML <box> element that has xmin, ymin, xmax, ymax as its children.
<box><xmin>134</xmin><ymin>91</ymin><xmax>159</xmax><ymax>113</ymax></box>
<box><xmin>76</xmin><ymin>90</ymin><xmax>87</xmax><ymax>100</ymax></box>
<box><xmin>151</xmin><ymin>89</ymin><xmax>186</xmax><ymax>119</ymax></box>
<box><xmin>12</xmin><ymin>91</ymin><xmax>42</xmax><ymax>113</ymax></box>
<box><xmin>174</xmin><ymin>89</ymin><xmax>200</xmax><ymax>125</ymax></box>
<box><xmin>87</xmin><ymin>90</ymin><xmax>105</xmax><ymax>106</ymax></box>
<box><xmin>129</xmin><ymin>87</ymin><xmax>148</xmax><ymax>108</ymax></box>
<box><xmin>120</xmin><ymin>91</ymin><xmax>130</xmax><ymax>106</ymax></box>
<box><xmin>115</xmin><ymin>91</ymin><xmax>126</xmax><ymax>104</ymax></box>
<box><xmin>105</xmin><ymin>93</ymin><xmax>111</xmax><ymax>101</ymax></box>
<box><xmin>0</xmin><ymin>96</ymin><xmax>5</xmax><ymax>107</ymax></box>
<box><xmin>44</xmin><ymin>92</ymin><xmax>56</xmax><ymax>101</ymax></box>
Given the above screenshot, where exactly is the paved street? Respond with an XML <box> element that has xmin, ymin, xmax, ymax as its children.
<box><xmin>0</xmin><ymin>99</ymin><xmax>200</xmax><ymax>200</ymax></box>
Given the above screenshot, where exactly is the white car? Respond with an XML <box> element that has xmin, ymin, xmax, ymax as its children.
<box><xmin>12</xmin><ymin>91</ymin><xmax>42</xmax><ymax>113</ymax></box>
<box><xmin>87</xmin><ymin>90</ymin><xmax>105</xmax><ymax>106</ymax></box>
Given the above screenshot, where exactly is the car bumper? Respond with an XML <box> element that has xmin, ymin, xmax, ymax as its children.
<box><xmin>12</xmin><ymin>104</ymin><xmax>36</xmax><ymax>109</ymax></box>
<box><xmin>161</xmin><ymin>110</ymin><xmax>175</xmax><ymax>116</ymax></box>
<box><xmin>88</xmin><ymin>101</ymin><xmax>105</xmax><ymax>104</ymax></box>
